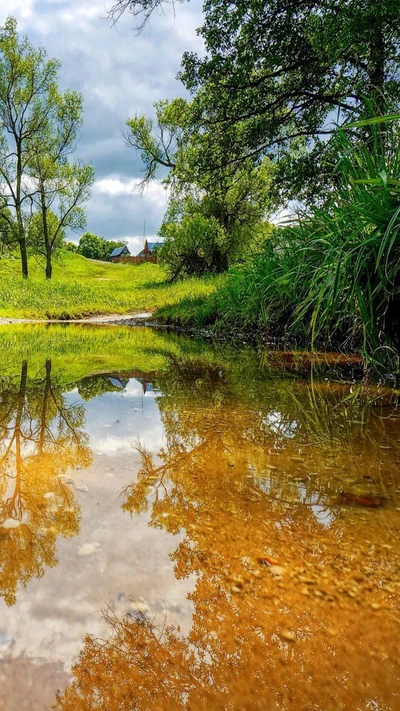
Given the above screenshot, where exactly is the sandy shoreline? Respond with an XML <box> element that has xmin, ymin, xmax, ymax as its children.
<box><xmin>0</xmin><ymin>312</ymin><xmax>153</xmax><ymax>326</ymax></box>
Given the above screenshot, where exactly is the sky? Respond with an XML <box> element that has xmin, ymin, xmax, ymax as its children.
<box><xmin>0</xmin><ymin>0</ymin><xmax>204</xmax><ymax>255</ymax></box>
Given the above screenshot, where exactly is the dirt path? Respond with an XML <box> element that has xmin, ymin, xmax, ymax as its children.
<box><xmin>0</xmin><ymin>312</ymin><xmax>154</xmax><ymax>326</ymax></box>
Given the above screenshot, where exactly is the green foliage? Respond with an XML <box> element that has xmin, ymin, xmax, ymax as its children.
<box><xmin>294</xmin><ymin>118</ymin><xmax>400</xmax><ymax>362</ymax></box>
<box><xmin>160</xmin><ymin>211</ymin><xmax>226</xmax><ymax>278</ymax></box>
<box><xmin>156</xmin><ymin>117</ymin><xmax>400</xmax><ymax>373</ymax></box>
<box><xmin>77</xmin><ymin>233</ymin><xmax>126</xmax><ymax>261</ymax></box>
<box><xmin>126</xmin><ymin>98</ymin><xmax>189</xmax><ymax>183</ymax></box>
<box><xmin>159</xmin><ymin>184</ymin><xmax>274</xmax><ymax>279</ymax></box>
<box><xmin>126</xmin><ymin>98</ymin><xmax>276</xmax><ymax>276</ymax></box>
<box><xmin>180</xmin><ymin>0</ymin><xmax>400</xmax><ymax>203</ymax></box>
<box><xmin>64</xmin><ymin>241</ymin><xmax>78</xmax><ymax>252</ymax></box>
<box><xmin>27</xmin><ymin>211</ymin><xmax>65</xmax><ymax>256</ymax></box>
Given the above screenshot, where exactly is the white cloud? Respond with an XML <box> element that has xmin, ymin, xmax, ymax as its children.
<box><xmin>94</xmin><ymin>176</ymin><xmax>168</xmax><ymax>206</ymax></box>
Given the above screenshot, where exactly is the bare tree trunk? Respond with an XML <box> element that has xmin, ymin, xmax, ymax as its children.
<box><xmin>16</xmin><ymin>139</ymin><xmax>28</xmax><ymax>279</ymax></box>
<box><xmin>39</xmin><ymin>359</ymin><xmax>52</xmax><ymax>453</ymax></box>
<box><xmin>14</xmin><ymin>360</ymin><xmax>28</xmax><ymax>487</ymax></box>
<box><xmin>16</xmin><ymin>207</ymin><xmax>28</xmax><ymax>279</ymax></box>
<box><xmin>40</xmin><ymin>181</ymin><xmax>52</xmax><ymax>280</ymax></box>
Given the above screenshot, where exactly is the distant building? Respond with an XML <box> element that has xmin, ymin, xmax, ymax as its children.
<box><xmin>137</xmin><ymin>238</ymin><xmax>163</xmax><ymax>257</ymax></box>
<box><xmin>109</xmin><ymin>245</ymin><xmax>130</xmax><ymax>261</ymax></box>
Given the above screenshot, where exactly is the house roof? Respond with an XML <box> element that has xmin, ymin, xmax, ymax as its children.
<box><xmin>110</xmin><ymin>245</ymin><xmax>129</xmax><ymax>258</ymax></box>
<box><xmin>146</xmin><ymin>241</ymin><xmax>163</xmax><ymax>251</ymax></box>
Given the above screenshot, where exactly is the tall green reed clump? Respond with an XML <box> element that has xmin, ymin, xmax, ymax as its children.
<box><xmin>206</xmin><ymin>225</ymin><xmax>316</xmax><ymax>338</ymax></box>
<box><xmin>294</xmin><ymin>116</ymin><xmax>400</xmax><ymax>370</ymax></box>
<box><xmin>209</xmin><ymin>116</ymin><xmax>400</xmax><ymax>372</ymax></box>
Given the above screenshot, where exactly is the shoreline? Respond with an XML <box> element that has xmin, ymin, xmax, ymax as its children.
<box><xmin>0</xmin><ymin>312</ymin><xmax>154</xmax><ymax>326</ymax></box>
<box><xmin>2</xmin><ymin>312</ymin><xmax>400</xmax><ymax>384</ymax></box>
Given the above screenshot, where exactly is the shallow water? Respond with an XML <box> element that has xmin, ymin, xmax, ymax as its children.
<box><xmin>0</xmin><ymin>325</ymin><xmax>399</xmax><ymax>711</ymax></box>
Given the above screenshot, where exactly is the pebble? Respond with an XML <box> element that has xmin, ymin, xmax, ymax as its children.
<box><xmin>298</xmin><ymin>576</ymin><xmax>316</xmax><ymax>585</ymax></box>
<box><xmin>269</xmin><ymin>565</ymin><xmax>286</xmax><ymax>577</ymax></box>
<box><xmin>280</xmin><ymin>630</ymin><xmax>296</xmax><ymax>642</ymax></box>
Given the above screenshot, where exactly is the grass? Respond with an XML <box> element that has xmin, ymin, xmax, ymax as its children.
<box><xmin>0</xmin><ymin>251</ymin><xmax>222</xmax><ymax>319</ymax></box>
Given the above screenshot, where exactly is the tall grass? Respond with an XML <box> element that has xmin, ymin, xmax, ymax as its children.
<box><xmin>295</xmin><ymin>117</ymin><xmax>400</xmax><ymax>366</ymax></box>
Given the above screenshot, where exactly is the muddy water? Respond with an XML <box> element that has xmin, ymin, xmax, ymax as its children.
<box><xmin>0</xmin><ymin>325</ymin><xmax>399</xmax><ymax>711</ymax></box>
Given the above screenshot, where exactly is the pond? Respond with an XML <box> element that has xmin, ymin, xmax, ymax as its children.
<box><xmin>0</xmin><ymin>325</ymin><xmax>399</xmax><ymax>711</ymax></box>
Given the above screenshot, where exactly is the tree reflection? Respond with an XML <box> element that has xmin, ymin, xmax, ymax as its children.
<box><xmin>56</xmin><ymin>358</ymin><xmax>400</xmax><ymax>711</ymax></box>
<box><xmin>0</xmin><ymin>360</ymin><xmax>91</xmax><ymax>605</ymax></box>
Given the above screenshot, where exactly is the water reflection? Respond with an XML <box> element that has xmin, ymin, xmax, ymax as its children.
<box><xmin>0</xmin><ymin>330</ymin><xmax>398</xmax><ymax>711</ymax></box>
<box><xmin>57</xmin><ymin>356</ymin><xmax>400</xmax><ymax>711</ymax></box>
<box><xmin>0</xmin><ymin>360</ymin><xmax>91</xmax><ymax>605</ymax></box>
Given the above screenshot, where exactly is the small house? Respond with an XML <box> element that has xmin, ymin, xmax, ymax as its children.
<box><xmin>109</xmin><ymin>245</ymin><xmax>130</xmax><ymax>262</ymax></box>
<box><xmin>137</xmin><ymin>239</ymin><xmax>163</xmax><ymax>257</ymax></box>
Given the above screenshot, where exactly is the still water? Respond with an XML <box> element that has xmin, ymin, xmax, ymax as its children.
<box><xmin>0</xmin><ymin>325</ymin><xmax>399</xmax><ymax>711</ymax></box>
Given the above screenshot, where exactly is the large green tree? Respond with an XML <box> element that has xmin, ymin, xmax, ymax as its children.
<box><xmin>113</xmin><ymin>0</ymin><xmax>400</xmax><ymax>202</ymax></box>
<box><xmin>28</xmin><ymin>90</ymin><xmax>94</xmax><ymax>279</ymax></box>
<box><xmin>127</xmin><ymin>98</ymin><xmax>274</xmax><ymax>275</ymax></box>
<box><xmin>30</xmin><ymin>160</ymin><xmax>95</xmax><ymax>279</ymax></box>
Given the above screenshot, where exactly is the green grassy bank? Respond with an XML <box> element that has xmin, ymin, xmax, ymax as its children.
<box><xmin>0</xmin><ymin>252</ymin><xmax>221</xmax><ymax>319</ymax></box>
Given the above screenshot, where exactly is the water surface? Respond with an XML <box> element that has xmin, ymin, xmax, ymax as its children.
<box><xmin>0</xmin><ymin>325</ymin><xmax>399</xmax><ymax>711</ymax></box>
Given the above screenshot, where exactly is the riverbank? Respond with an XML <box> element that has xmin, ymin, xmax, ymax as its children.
<box><xmin>0</xmin><ymin>252</ymin><xmax>222</xmax><ymax>320</ymax></box>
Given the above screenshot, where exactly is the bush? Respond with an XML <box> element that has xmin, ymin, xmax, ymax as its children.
<box><xmin>78</xmin><ymin>232</ymin><xmax>127</xmax><ymax>260</ymax></box>
<box><xmin>160</xmin><ymin>213</ymin><xmax>229</xmax><ymax>279</ymax></box>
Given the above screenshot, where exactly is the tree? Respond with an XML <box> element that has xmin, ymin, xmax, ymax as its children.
<box><xmin>78</xmin><ymin>232</ymin><xmax>106</xmax><ymax>259</ymax></box>
<box><xmin>126</xmin><ymin>98</ymin><xmax>189</xmax><ymax>184</ymax></box>
<box><xmin>28</xmin><ymin>89</ymin><xmax>94</xmax><ymax>279</ymax></box>
<box><xmin>181</xmin><ymin>0</ymin><xmax>400</xmax><ymax>201</ymax></box>
<box><xmin>113</xmin><ymin>0</ymin><xmax>400</xmax><ymax>203</ymax></box>
<box><xmin>0</xmin><ymin>207</ymin><xmax>18</xmax><ymax>254</ymax></box>
<box><xmin>64</xmin><ymin>240</ymin><xmax>78</xmax><ymax>252</ymax></box>
<box><xmin>0</xmin><ymin>17</ymin><xmax>61</xmax><ymax>277</ymax></box>
<box><xmin>0</xmin><ymin>359</ymin><xmax>91</xmax><ymax>605</ymax></box>
<box><xmin>126</xmin><ymin>99</ymin><xmax>275</xmax><ymax>276</ymax></box>
<box><xmin>108</xmin><ymin>0</ymin><xmax>183</xmax><ymax>31</ymax></box>
<box><xmin>159</xmin><ymin>161</ymin><xmax>273</xmax><ymax>278</ymax></box>
<box><xmin>30</xmin><ymin>161</ymin><xmax>95</xmax><ymax>279</ymax></box>
<box><xmin>78</xmin><ymin>232</ymin><xmax>127</xmax><ymax>260</ymax></box>
<box><xmin>28</xmin><ymin>210</ymin><xmax>65</xmax><ymax>265</ymax></box>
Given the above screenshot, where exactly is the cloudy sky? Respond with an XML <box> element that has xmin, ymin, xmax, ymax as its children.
<box><xmin>0</xmin><ymin>0</ymin><xmax>204</xmax><ymax>254</ymax></box>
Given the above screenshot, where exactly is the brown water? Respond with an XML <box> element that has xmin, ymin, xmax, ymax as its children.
<box><xmin>0</xmin><ymin>325</ymin><xmax>399</xmax><ymax>711</ymax></box>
